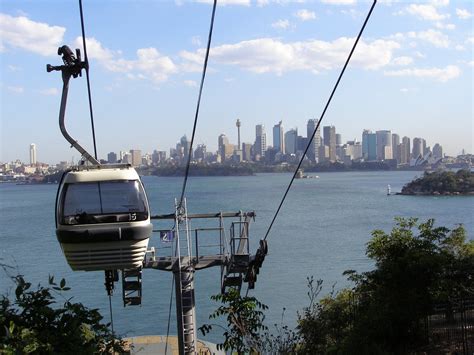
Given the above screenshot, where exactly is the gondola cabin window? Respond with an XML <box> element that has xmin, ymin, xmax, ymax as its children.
<box><xmin>60</xmin><ymin>180</ymin><xmax>148</xmax><ymax>225</ymax></box>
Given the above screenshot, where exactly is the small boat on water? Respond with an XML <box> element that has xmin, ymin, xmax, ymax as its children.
<box><xmin>295</xmin><ymin>169</ymin><xmax>319</xmax><ymax>179</ymax></box>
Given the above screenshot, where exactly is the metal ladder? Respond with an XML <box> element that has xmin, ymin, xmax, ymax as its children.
<box><xmin>122</xmin><ymin>267</ymin><xmax>142</xmax><ymax>306</ymax></box>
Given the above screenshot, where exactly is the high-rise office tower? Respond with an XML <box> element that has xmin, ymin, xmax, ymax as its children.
<box><xmin>362</xmin><ymin>129</ymin><xmax>371</xmax><ymax>160</ymax></box>
<box><xmin>412</xmin><ymin>137</ymin><xmax>424</xmax><ymax>159</ymax></box>
<box><xmin>107</xmin><ymin>151</ymin><xmax>117</xmax><ymax>163</ymax></box>
<box><xmin>284</xmin><ymin>129</ymin><xmax>298</xmax><ymax>155</ymax></box>
<box><xmin>254</xmin><ymin>124</ymin><xmax>266</xmax><ymax>158</ymax></box>
<box><xmin>306</xmin><ymin>119</ymin><xmax>321</xmax><ymax>162</ymax></box>
<box><xmin>130</xmin><ymin>149</ymin><xmax>142</xmax><ymax>167</ymax></box>
<box><xmin>392</xmin><ymin>133</ymin><xmax>400</xmax><ymax>162</ymax></box>
<box><xmin>29</xmin><ymin>143</ymin><xmax>37</xmax><ymax>165</ymax></box>
<box><xmin>433</xmin><ymin>143</ymin><xmax>443</xmax><ymax>159</ymax></box>
<box><xmin>273</xmin><ymin>121</ymin><xmax>284</xmax><ymax>153</ymax></box>
<box><xmin>218</xmin><ymin>134</ymin><xmax>229</xmax><ymax>161</ymax></box>
<box><xmin>323</xmin><ymin>126</ymin><xmax>336</xmax><ymax>162</ymax></box>
<box><xmin>376</xmin><ymin>130</ymin><xmax>392</xmax><ymax>160</ymax></box>
<box><xmin>402</xmin><ymin>136</ymin><xmax>410</xmax><ymax>163</ymax></box>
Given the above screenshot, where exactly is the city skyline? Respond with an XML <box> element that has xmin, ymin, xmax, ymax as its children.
<box><xmin>7</xmin><ymin>122</ymin><xmax>450</xmax><ymax>167</ymax></box>
<box><xmin>1</xmin><ymin>1</ymin><xmax>472</xmax><ymax>164</ymax></box>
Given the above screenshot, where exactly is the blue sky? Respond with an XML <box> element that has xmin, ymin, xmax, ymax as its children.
<box><xmin>1</xmin><ymin>0</ymin><xmax>472</xmax><ymax>164</ymax></box>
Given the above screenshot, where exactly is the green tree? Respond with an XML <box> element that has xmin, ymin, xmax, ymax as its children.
<box><xmin>297</xmin><ymin>218</ymin><xmax>473</xmax><ymax>354</ymax></box>
<box><xmin>199</xmin><ymin>288</ymin><xmax>268</xmax><ymax>354</ymax></box>
<box><xmin>0</xmin><ymin>272</ymin><xmax>126</xmax><ymax>354</ymax></box>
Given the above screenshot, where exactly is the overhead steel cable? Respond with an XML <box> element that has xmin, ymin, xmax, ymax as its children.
<box><xmin>78</xmin><ymin>0</ymin><xmax>98</xmax><ymax>161</ymax></box>
<box><xmin>178</xmin><ymin>0</ymin><xmax>217</xmax><ymax>210</ymax></box>
<box><xmin>263</xmin><ymin>0</ymin><xmax>377</xmax><ymax>241</ymax></box>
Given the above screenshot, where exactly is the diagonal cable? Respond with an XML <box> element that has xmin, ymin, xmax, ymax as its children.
<box><xmin>79</xmin><ymin>0</ymin><xmax>98</xmax><ymax>161</ymax></box>
<box><xmin>178</xmin><ymin>0</ymin><xmax>217</xmax><ymax>209</ymax></box>
<box><xmin>264</xmin><ymin>0</ymin><xmax>377</xmax><ymax>241</ymax></box>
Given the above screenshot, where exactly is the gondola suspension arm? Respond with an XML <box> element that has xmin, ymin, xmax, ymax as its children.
<box><xmin>47</xmin><ymin>45</ymin><xmax>100</xmax><ymax>165</ymax></box>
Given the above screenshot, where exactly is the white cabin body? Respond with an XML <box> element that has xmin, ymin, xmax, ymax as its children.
<box><xmin>55</xmin><ymin>165</ymin><xmax>152</xmax><ymax>271</ymax></box>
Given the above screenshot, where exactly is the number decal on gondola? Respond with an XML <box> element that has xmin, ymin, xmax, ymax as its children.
<box><xmin>130</xmin><ymin>213</ymin><xmax>137</xmax><ymax>221</ymax></box>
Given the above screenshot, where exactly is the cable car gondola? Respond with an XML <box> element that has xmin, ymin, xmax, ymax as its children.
<box><xmin>56</xmin><ymin>164</ymin><xmax>152</xmax><ymax>271</ymax></box>
<box><xmin>48</xmin><ymin>46</ymin><xmax>152</xmax><ymax>272</ymax></box>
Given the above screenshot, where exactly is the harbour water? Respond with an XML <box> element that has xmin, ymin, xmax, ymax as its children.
<box><xmin>1</xmin><ymin>171</ymin><xmax>473</xmax><ymax>342</ymax></box>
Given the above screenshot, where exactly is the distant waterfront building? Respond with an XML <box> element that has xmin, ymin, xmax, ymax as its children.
<box><xmin>29</xmin><ymin>143</ymin><xmax>37</xmax><ymax>165</ymax></box>
<box><xmin>376</xmin><ymin>130</ymin><xmax>392</xmax><ymax>160</ymax></box>
<box><xmin>412</xmin><ymin>137</ymin><xmax>424</xmax><ymax>159</ymax></box>
<box><xmin>397</xmin><ymin>137</ymin><xmax>410</xmax><ymax>165</ymax></box>
<box><xmin>107</xmin><ymin>151</ymin><xmax>117</xmax><ymax>164</ymax></box>
<box><xmin>218</xmin><ymin>134</ymin><xmax>229</xmax><ymax>161</ymax></box>
<box><xmin>130</xmin><ymin>149</ymin><xmax>142</xmax><ymax>167</ymax></box>
<box><xmin>194</xmin><ymin>144</ymin><xmax>207</xmax><ymax>162</ymax></box>
<box><xmin>343</xmin><ymin>140</ymin><xmax>362</xmax><ymax>161</ymax></box>
<box><xmin>254</xmin><ymin>124</ymin><xmax>266</xmax><ymax>158</ymax></box>
<box><xmin>401</xmin><ymin>136</ymin><xmax>410</xmax><ymax>163</ymax></box>
<box><xmin>297</xmin><ymin>136</ymin><xmax>308</xmax><ymax>153</ymax></box>
<box><xmin>336</xmin><ymin>134</ymin><xmax>342</xmax><ymax>147</ymax></box>
<box><xmin>392</xmin><ymin>133</ymin><xmax>400</xmax><ymax>163</ymax></box>
<box><xmin>180</xmin><ymin>135</ymin><xmax>191</xmax><ymax>160</ymax></box>
<box><xmin>306</xmin><ymin>119</ymin><xmax>321</xmax><ymax>162</ymax></box>
<box><xmin>273</xmin><ymin>121</ymin><xmax>284</xmax><ymax>154</ymax></box>
<box><xmin>284</xmin><ymin>129</ymin><xmax>298</xmax><ymax>155</ymax></box>
<box><xmin>433</xmin><ymin>143</ymin><xmax>443</xmax><ymax>159</ymax></box>
<box><xmin>362</xmin><ymin>129</ymin><xmax>371</xmax><ymax>160</ymax></box>
<box><xmin>367</xmin><ymin>133</ymin><xmax>377</xmax><ymax>161</ymax></box>
<box><xmin>242</xmin><ymin>142</ymin><xmax>252</xmax><ymax>161</ymax></box>
<box><xmin>122</xmin><ymin>152</ymin><xmax>132</xmax><ymax>164</ymax></box>
<box><xmin>323</xmin><ymin>126</ymin><xmax>336</xmax><ymax>162</ymax></box>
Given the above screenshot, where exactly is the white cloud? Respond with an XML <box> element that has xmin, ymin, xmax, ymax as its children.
<box><xmin>468</xmin><ymin>61</ymin><xmax>474</xmax><ymax>67</ymax></box>
<box><xmin>466</xmin><ymin>37</ymin><xmax>474</xmax><ymax>45</ymax></box>
<box><xmin>384</xmin><ymin>65</ymin><xmax>460</xmax><ymax>82</ymax></box>
<box><xmin>7</xmin><ymin>86</ymin><xmax>24</xmax><ymax>93</ymax></box>
<box><xmin>321</xmin><ymin>0</ymin><xmax>357</xmax><ymax>5</ymax></box>
<box><xmin>391</xmin><ymin>56</ymin><xmax>413</xmax><ymax>66</ymax></box>
<box><xmin>341</xmin><ymin>9</ymin><xmax>363</xmax><ymax>19</ymax></box>
<box><xmin>456</xmin><ymin>8</ymin><xmax>472</xmax><ymax>20</ymax></box>
<box><xmin>74</xmin><ymin>37</ymin><xmax>115</xmax><ymax>62</ymax></box>
<box><xmin>429</xmin><ymin>0</ymin><xmax>449</xmax><ymax>7</ymax></box>
<box><xmin>406</xmin><ymin>4</ymin><xmax>448</xmax><ymax>21</ymax></box>
<box><xmin>181</xmin><ymin>37</ymin><xmax>400</xmax><ymax>75</ymax></box>
<box><xmin>7</xmin><ymin>65</ymin><xmax>21</xmax><ymax>71</ymax></box>
<box><xmin>435</xmin><ymin>22</ymin><xmax>455</xmax><ymax>30</ymax></box>
<box><xmin>195</xmin><ymin>0</ymin><xmax>250</xmax><ymax>5</ymax></box>
<box><xmin>257</xmin><ymin>0</ymin><xmax>307</xmax><ymax>5</ymax></box>
<box><xmin>400</xmin><ymin>87</ymin><xmax>419</xmax><ymax>93</ymax></box>
<box><xmin>191</xmin><ymin>36</ymin><xmax>202</xmax><ymax>46</ymax></box>
<box><xmin>183</xmin><ymin>80</ymin><xmax>198</xmax><ymax>87</ymax></box>
<box><xmin>39</xmin><ymin>88</ymin><xmax>59</xmax><ymax>96</ymax></box>
<box><xmin>414</xmin><ymin>51</ymin><xmax>425</xmax><ymax>58</ymax></box>
<box><xmin>0</xmin><ymin>13</ymin><xmax>65</xmax><ymax>56</ymax></box>
<box><xmin>74</xmin><ymin>37</ymin><xmax>178</xmax><ymax>84</ymax></box>
<box><xmin>294</xmin><ymin>9</ymin><xmax>316</xmax><ymax>21</ymax></box>
<box><xmin>408</xmin><ymin>29</ymin><xmax>449</xmax><ymax>48</ymax></box>
<box><xmin>272</xmin><ymin>19</ymin><xmax>290</xmax><ymax>29</ymax></box>
<box><xmin>455</xmin><ymin>44</ymin><xmax>465</xmax><ymax>51</ymax></box>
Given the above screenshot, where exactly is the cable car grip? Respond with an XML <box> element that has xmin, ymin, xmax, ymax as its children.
<box><xmin>46</xmin><ymin>45</ymin><xmax>99</xmax><ymax>165</ymax></box>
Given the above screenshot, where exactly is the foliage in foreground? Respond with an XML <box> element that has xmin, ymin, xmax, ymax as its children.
<box><xmin>297</xmin><ymin>218</ymin><xmax>473</xmax><ymax>354</ymax></box>
<box><xmin>199</xmin><ymin>288</ymin><xmax>268</xmax><ymax>353</ymax></box>
<box><xmin>202</xmin><ymin>218</ymin><xmax>473</xmax><ymax>354</ymax></box>
<box><xmin>0</xmin><ymin>272</ymin><xmax>126</xmax><ymax>354</ymax></box>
